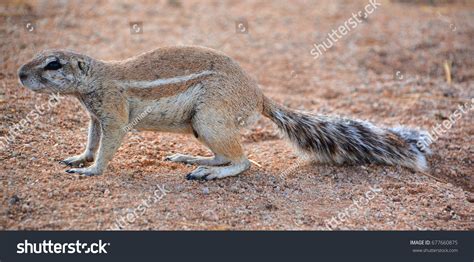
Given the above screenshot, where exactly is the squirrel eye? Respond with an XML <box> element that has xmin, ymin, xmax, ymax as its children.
<box><xmin>44</xmin><ymin>60</ymin><xmax>62</xmax><ymax>70</ymax></box>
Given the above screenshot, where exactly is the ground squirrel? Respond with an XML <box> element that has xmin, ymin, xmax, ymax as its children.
<box><xmin>18</xmin><ymin>46</ymin><xmax>431</xmax><ymax>180</ymax></box>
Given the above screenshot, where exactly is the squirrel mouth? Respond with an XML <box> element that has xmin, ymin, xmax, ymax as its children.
<box><xmin>19</xmin><ymin>80</ymin><xmax>48</xmax><ymax>93</ymax></box>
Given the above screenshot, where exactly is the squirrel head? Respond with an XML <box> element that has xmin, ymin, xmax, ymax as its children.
<box><xmin>18</xmin><ymin>49</ymin><xmax>94</xmax><ymax>94</ymax></box>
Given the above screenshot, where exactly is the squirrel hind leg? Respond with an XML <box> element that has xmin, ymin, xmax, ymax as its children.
<box><xmin>165</xmin><ymin>153</ymin><xmax>230</xmax><ymax>166</ymax></box>
<box><xmin>186</xmin><ymin>159</ymin><xmax>251</xmax><ymax>180</ymax></box>
<box><xmin>183</xmin><ymin>136</ymin><xmax>251</xmax><ymax>180</ymax></box>
<box><xmin>186</xmin><ymin>110</ymin><xmax>251</xmax><ymax>180</ymax></box>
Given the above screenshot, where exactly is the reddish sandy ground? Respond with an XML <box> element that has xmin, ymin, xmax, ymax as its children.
<box><xmin>0</xmin><ymin>0</ymin><xmax>473</xmax><ymax>230</ymax></box>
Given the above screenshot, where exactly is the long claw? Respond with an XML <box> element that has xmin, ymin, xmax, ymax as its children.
<box><xmin>60</xmin><ymin>160</ymin><xmax>72</xmax><ymax>166</ymax></box>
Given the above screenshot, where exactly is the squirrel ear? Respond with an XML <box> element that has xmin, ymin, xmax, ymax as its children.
<box><xmin>76</xmin><ymin>59</ymin><xmax>88</xmax><ymax>75</ymax></box>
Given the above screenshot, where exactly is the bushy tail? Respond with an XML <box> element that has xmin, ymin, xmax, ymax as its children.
<box><xmin>262</xmin><ymin>96</ymin><xmax>431</xmax><ymax>171</ymax></box>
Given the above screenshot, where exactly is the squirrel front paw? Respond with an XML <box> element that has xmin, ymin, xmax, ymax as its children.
<box><xmin>60</xmin><ymin>154</ymin><xmax>93</xmax><ymax>167</ymax></box>
<box><xmin>65</xmin><ymin>166</ymin><xmax>102</xmax><ymax>176</ymax></box>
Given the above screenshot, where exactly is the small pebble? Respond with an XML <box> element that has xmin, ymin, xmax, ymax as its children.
<box><xmin>467</xmin><ymin>195</ymin><xmax>474</xmax><ymax>203</ymax></box>
<box><xmin>9</xmin><ymin>195</ymin><xmax>20</xmax><ymax>205</ymax></box>
<box><xmin>202</xmin><ymin>210</ymin><xmax>218</xmax><ymax>221</ymax></box>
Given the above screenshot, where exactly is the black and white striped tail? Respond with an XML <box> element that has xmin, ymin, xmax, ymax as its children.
<box><xmin>263</xmin><ymin>96</ymin><xmax>431</xmax><ymax>171</ymax></box>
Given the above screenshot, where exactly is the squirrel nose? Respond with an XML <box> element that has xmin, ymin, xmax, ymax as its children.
<box><xmin>19</xmin><ymin>72</ymin><xmax>28</xmax><ymax>81</ymax></box>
